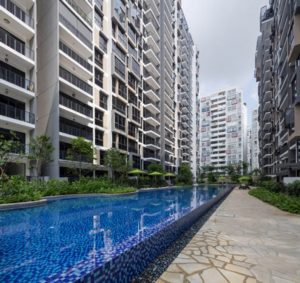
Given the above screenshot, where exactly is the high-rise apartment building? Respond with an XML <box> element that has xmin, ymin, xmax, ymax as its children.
<box><xmin>256</xmin><ymin>0</ymin><xmax>300</xmax><ymax>179</ymax></box>
<box><xmin>1</xmin><ymin>0</ymin><xmax>198</xmax><ymax>178</ymax></box>
<box><xmin>0</xmin><ymin>0</ymin><xmax>36</xmax><ymax>176</ymax></box>
<box><xmin>247</xmin><ymin>109</ymin><xmax>260</xmax><ymax>172</ymax></box>
<box><xmin>198</xmin><ymin>89</ymin><xmax>247</xmax><ymax>170</ymax></box>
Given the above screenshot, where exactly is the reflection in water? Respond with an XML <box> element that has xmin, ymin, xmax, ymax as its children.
<box><xmin>0</xmin><ymin>185</ymin><xmax>223</xmax><ymax>283</ymax></box>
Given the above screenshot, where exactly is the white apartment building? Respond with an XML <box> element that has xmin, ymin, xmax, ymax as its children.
<box><xmin>250</xmin><ymin>108</ymin><xmax>259</xmax><ymax>171</ymax></box>
<box><xmin>0</xmin><ymin>0</ymin><xmax>199</xmax><ymax>178</ymax></box>
<box><xmin>198</xmin><ymin>88</ymin><xmax>247</xmax><ymax>171</ymax></box>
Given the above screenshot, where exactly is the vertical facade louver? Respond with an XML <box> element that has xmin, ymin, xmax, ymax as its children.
<box><xmin>256</xmin><ymin>0</ymin><xmax>300</xmax><ymax>178</ymax></box>
<box><xmin>2</xmin><ymin>0</ymin><xmax>198</xmax><ymax>178</ymax></box>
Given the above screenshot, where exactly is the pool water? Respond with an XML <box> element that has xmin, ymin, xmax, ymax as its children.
<box><xmin>0</xmin><ymin>185</ymin><xmax>222</xmax><ymax>282</ymax></box>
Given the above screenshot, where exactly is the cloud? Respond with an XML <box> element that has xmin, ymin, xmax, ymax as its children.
<box><xmin>182</xmin><ymin>0</ymin><xmax>269</xmax><ymax>113</ymax></box>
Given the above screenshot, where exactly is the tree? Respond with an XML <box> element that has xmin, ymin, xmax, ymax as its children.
<box><xmin>104</xmin><ymin>148</ymin><xmax>127</xmax><ymax>179</ymax></box>
<box><xmin>29</xmin><ymin>135</ymin><xmax>54</xmax><ymax>177</ymax></box>
<box><xmin>176</xmin><ymin>164</ymin><xmax>193</xmax><ymax>185</ymax></box>
<box><xmin>0</xmin><ymin>133</ymin><xmax>23</xmax><ymax>180</ymax></box>
<box><xmin>67</xmin><ymin>137</ymin><xmax>94</xmax><ymax>178</ymax></box>
<box><xmin>148</xmin><ymin>163</ymin><xmax>164</xmax><ymax>173</ymax></box>
<box><xmin>242</xmin><ymin>162</ymin><xmax>249</xmax><ymax>175</ymax></box>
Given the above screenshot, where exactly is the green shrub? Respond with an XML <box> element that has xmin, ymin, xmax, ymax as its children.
<box><xmin>249</xmin><ymin>188</ymin><xmax>300</xmax><ymax>214</ymax></box>
<box><xmin>239</xmin><ymin>176</ymin><xmax>251</xmax><ymax>184</ymax></box>
<box><xmin>0</xmin><ymin>177</ymin><xmax>136</xmax><ymax>204</ymax></box>
<box><xmin>261</xmin><ymin>180</ymin><xmax>283</xmax><ymax>193</ymax></box>
<box><xmin>285</xmin><ymin>181</ymin><xmax>300</xmax><ymax>197</ymax></box>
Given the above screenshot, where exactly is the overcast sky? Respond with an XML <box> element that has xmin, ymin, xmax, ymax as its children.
<box><xmin>182</xmin><ymin>0</ymin><xmax>269</xmax><ymax>119</ymax></box>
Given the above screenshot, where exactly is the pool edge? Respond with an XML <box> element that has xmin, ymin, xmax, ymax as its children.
<box><xmin>76</xmin><ymin>186</ymin><xmax>234</xmax><ymax>283</ymax></box>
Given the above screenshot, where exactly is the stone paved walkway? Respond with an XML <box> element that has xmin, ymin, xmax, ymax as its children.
<box><xmin>157</xmin><ymin>189</ymin><xmax>300</xmax><ymax>283</ymax></box>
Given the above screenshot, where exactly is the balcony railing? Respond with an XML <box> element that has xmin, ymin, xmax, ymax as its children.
<box><xmin>60</xmin><ymin>150</ymin><xmax>93</xmax><ymax>163</ymax></box>
<box><xmin>59</xmin><ymin>93</ymin><xmax>92</xmax><ymax>117</ymax></box>
<box><xmin>0</xmin><ymin>103</ymin><xmax>35</xmax><ymax>124</ymax></box>
<box><xmin>144</xmin><ymin>152</ymin><xmax>160</xmax><ymax>159</ymax></box>
<box><xmin>144</xmin><ymin>124</ymin><xmax>160</xmax><ymax>135</ymax></box>
<box><xmin>59</xmin><ymin>14</ymin><xmax>92</xmax><ymax>49</ymax></box>
<box><xmin>0</xmin><ymin>67</ymin><xmax>34</xmax><ymax>91</ymax></box>
<box><xmin>0</xmin><ymin>28</ymin><xmax>34</xmax><ymax>60</ymax></box>
<box><xmin>65</xmin><ymin>0</ymin><xmax>92</xmax><ymax>27</ymax></box>
<box><xmin>59</xmin><ymin>41</ymin><xmax>92</xmax><ymax>72</ymax></box>
<box><xmin>0</xmin><ymin>0</ymin><xmax>34</xmax><ymax>29</ymax></box>
<box><xmin>60</xmin><ymin>121</ymin><xmax>93</xmax><ymax>140</ymax></box>
<box><xmin>59</xmin><ymin>67</ymin><xmax>92</xmax><ymax>95</ymax></box>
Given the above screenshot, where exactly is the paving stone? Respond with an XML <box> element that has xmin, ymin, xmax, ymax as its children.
<box><xmin>177</xmin><ymin>263</ymin><xmax>209</xmax><ymax>275</ymax></box>
<box><xmin>186</xmin><ymin>273</ymin><xmax>203</xmax><ymax>283</ymax></box>
<box><xmin>173</xmin><ymin>258</ymin><xmax>197</xmax><ymax>264</ymax></box>
<box><xmin>160</xmin><ymin>272</ymin><xmax>185</xmax><ymax>283</ymax></box>
<box><xmin>245</xmin><ymin>278</ymin><xmax>258</xmax><ymax>283</ymax></box>
<box><xmin>232</xmin><ymin>260</ymin><xmax>253</xmax><ymax>268</ymax></box>
<box><xmin>234</xmin><ymin>255</ymin><xmax>247</xmax><ymax>261</ymax></box>
<box><xmin>210</xmin><ymin>258</ymin><xmax>226</xmax><ymax>268</ymax></box>
<box><xmin>218</xmin><ymin>268</ymin><xmax>245</xmax><ymax>283</ymax></box>
<box><xmin>225</xmin><ymin>263</ymin><xmax>254</xmax><ymax>276</ymax></box>
<box><xmin>166</xmin><ymin>264</ymin><xmax>182</xmax><ymax>273</ymax></box>
<box><xmin>217</xmin><ymin>256</ymin><xmax>231</xmax><ymax>263</ymax></box>
<box><xmin>191</xmin><ymin>255</ymin><xmax>211</xmax><ymax>264</ymax></box>
<box><xmin>201</xmin><ymin>267</ymin><xmax>228</xmax><ymax>283</ymax></box>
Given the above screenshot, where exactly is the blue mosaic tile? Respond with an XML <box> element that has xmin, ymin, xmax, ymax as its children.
<box><xmin>0</xmin><ymin>185</ymin><xmax>232</xmax><ymax>282</ymax></box>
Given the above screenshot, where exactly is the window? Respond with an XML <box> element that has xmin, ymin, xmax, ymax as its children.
<box><xmin>128</xmin><ymin>122</ymin><xmax>136</xmax><ymax>137</ymax></box>
<box><xmin>129</xmin><ymin>91</ymin><xmax>137</xmax><ymax>106</ymax></box>
<box><xmin>99</xmin><ymin>33</ymin><xmax>107</xmax><ymax>53</ymax></box>
<box><xmin>95</xmin><ymin>48</ymin><xmax>103</xmax><ymax>69</ymax></box>
<box><xmin>95</xmin><ymin>68</ymin><xmax>103</xmax><ymax>87</ymax></box>
<box><xmin>99</xmin><ymin>91</ymin><xmax>108</xmax><ymax>109</ymax></box>
<box><xmin>115</xmin><ymin>113</ymin><xmax>125</xmax><ymax>131</ymax></box>
<box><xmin>132</xmin><ymin>106</ymin><xmax>140</xmax><ymax>123</ymax></box>
<box><xmin>118</xmin><ymin>80</ymin><xmax>127</xmax><ymax>99</ymax></box>
<box><xmin>128</xmin><ymin>73</ymin><xmax>136</xmax><ymax>90</ymax></box>
<box><xmin>95</xmin><ymin>109</ymin><xmax>104</xmax><ymax>127</ymax></box>
<box><xmin>113</xmin><ymin>97</ymin><xmax>126</xmax><ymax>115</ymax></box>
<box><xmin>118</xmin><ymin>134</ymin><xmax>127</xmax><ymax>150</ymax></box>
<box><xmin>95</xmin><ymin>129</ymin><xmax>104</xmax><ymax>146</ymax></box>
<box><xmin>100</xmin><ymin>150</ymin><xmax>105</xmax><ymax>165</ymax></box>
<box><xmin>94</xmin><ymin>9</ymin><xmax>103</xmax><ymax>28</ymax></box>
<box><xmin>114</xmin><ymin>56</ymin><xmax>126</xmax><ymax>79</ymax></box>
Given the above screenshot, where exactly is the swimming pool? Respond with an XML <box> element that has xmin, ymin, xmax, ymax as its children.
<box><xmin>0</xmin><ymin>185</ymin><xmax>230</xmax><ymax>282</ymax></box>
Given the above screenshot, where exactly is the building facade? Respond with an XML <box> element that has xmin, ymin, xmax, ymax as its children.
<box><xmin>1</xmin><ymin>0</ymin><xmax>198</xmax><ymax>178</ymax></box>
<box><xmin>198</xmin><ymin>89</ymin><xmax>247</xmax><ymax>171</ymax></box>
<box><xmin>247</xmin><ymin>109</ymin><xmax>260</xmax><ymax>173</ymax></box>
<box><xmin>256</xmin><ymin>0</ymin><xmax>300</xmax><ymax>178</ymax></box>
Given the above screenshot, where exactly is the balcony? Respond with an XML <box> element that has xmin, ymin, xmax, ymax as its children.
<box><xmin>144</xmin><ymin>124</ymin><xmax>160</xmax><ymax>138</ymax></box>
<box><xmin>59</xmin><ymin>41</ymin><xmax>92</xmax><ymax>81</ymax></box>
<box><xmin>59</xmin><ymin>67</ymin><xmax>92</xmax><ymax>98</ymax></box>
<box><xmin>0</xmin><ymin>0</ymin><xmax>35</xmax><ymax>41</ymax></box>
<box><xmin>295</xmin><ymin>0</ymin><xmax>300</xmax><ymax>15</ymax></box>
<box><xmin>263</xmin><ymin>100</ymin><xmax>271</xmax><ymax>112</ymax></box>
<box><xmin>60</xmin><ymin>150</ymin><xmax>93</xmax><ymax>163</ymax></box>
<box><xmin>144</xmin><ymin>111</ymin><xmax>160</xmax><ymax>127</ymax></box>
<box><xmin>144</xmin><ymin>74</ymin><xmax>160</xmax><ymax>91</ymax></box>
<box><xmin>143</xmin><ymin>48</ymin><xmax>160</xmax><ymax>66</ymax></box>
<box><xmin>289</xmin><ymin>16</ymin><xmax>300</xmax><ymax>63</ymax></box>
<box><xmin>144</xmin><ymin>87</ymin><xmax>160</xmax><ymax>103</ymax></box>
<box><xmin>143</xmin><ymin>152</ymin><xmax>160</xmax><ymax>162</ymax></box>
<box><xmin>144</xmin><ymin>61</ymin><xmax>160</xmax><ymax>78</ymax></box>
<box><xmin>59</xmin><ymin>13</ymin><xmax>92</xmax><ymax>57</ymax></box>
<box><xmin>144</xmin><ymin>35</ymin><xmax>160</xmax><ymax>53</ymax></box>
<box><xmin>0</xmin><ymin>28</ymin><xmax>34</xmax><ymax>69</ymax></box>
<box><xmin>0</xmin><ymin>66</ymin><xmax>35</xmax><ymax>100</ymax></box>
<box><xmin>144</xmin><ymin>97</ymin><xmax>160</xmax><ymax>114</ymax></box>
<box><xmin>64</xmin><ymin>0</ymin><xmax>92</xmax><ymax>27</ymax></box>
<box><xmin>144</xmin><ymin>21</ymin><xmax>160</xmax><ymax>42</ymax></box>
<box><xmin>60</xmin><ymin>117</ymin><xmax>93</xmax><ymax>140</ymax></box>
<box><xmin>0</xmin><ymin>102</ymin><xmax>34</xmax><ymax>130</ymax></box>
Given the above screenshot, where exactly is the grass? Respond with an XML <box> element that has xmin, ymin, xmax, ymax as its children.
<box><xmin>249</xmin><ymin>188</ymin><xmax>300</xmax><ymax>214</ymax></box>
